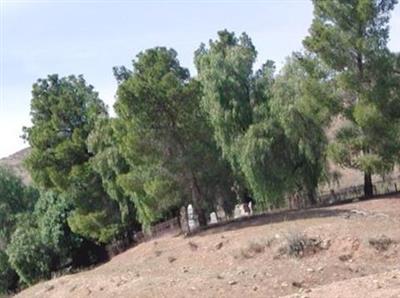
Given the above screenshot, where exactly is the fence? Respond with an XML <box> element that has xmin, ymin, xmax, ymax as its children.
<box><xmin>316</xmin><ymin>176</ymin><xmax>400</xmax><ymax>207</ymax></box>
<box><xmin>134</xmin><ymin>217</ymin><xmax>180</xmax><ymax>243</ymax></box>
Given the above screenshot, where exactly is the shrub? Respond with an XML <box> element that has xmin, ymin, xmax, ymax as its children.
<box><xmin>369</xmin><ymin>235</ymin><xmax>395</xmax><ymax>252</ymax></box>
<box><xmin>280</xmin><ymin>232</ymin><xmax>323</xmax><ymax>258</ymax></box>
<box><xmin>6</xmin><ymin>217</ymin><xmax>52</xmax><ymax>285</ymax></box>
<box><xmin>0</xmin><ymin>251</ymin><xmax>18</xmax><ymax>294</ymax></box>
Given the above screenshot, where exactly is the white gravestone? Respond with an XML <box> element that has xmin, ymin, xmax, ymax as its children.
<box><xmin>209</xmin><ymin>212</ymin><xmax>218</xmax><ymax>224</ymax></box>
<box><xmin>187</xmin><ymin>204</ymin><xmax>199</xmax><ymax>231</ymax></box>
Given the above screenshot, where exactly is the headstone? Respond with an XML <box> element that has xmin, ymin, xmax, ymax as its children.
<box><xmin>187</xmin><ymin>204</ymin><xmax>199</xmax><ymax>232</ymax></box>
<box><xmin>179</xmin><ymin>206</ymin><xmax>189</xmax><ymax>234</ymax></box>
<box><xmin>216</xmin><ymin>205</ymin><xmax>226</xmax><ymax>220</ymax></box>
<box><xmin>209</xmin><ymin>212</ymin><xmax>218</xmax><ymax>224</ymax></box>
<box><xmin>234</xmin><ymin>204</ymin><xmax>242</xmax><ymax>219</ymax></box>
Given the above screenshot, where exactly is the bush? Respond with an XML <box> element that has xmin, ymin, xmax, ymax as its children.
<box><xmin>280</xmin><ymin>232</ymin><xmax>324</xmax><ymax>258</ymax></box>
<box><xmin>369</xmin><ymin>235</ymin><xmax>395</xmax><ymax>252</ymax></box>
<box><xmin>6</xmin><ymin>217</ymin><xmax>53</xmax><ymax>285</ymax></box>
<box><xmin>0</xmin><ymin>251</ymin><xmax>18</xmax><ymax>294</ymax></box>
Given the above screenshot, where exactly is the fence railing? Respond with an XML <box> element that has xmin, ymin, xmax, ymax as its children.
<box><xmin>316</xmin><ymin>176</ymin><xmax>400</xmax><ymax>207</ymax></box>
<box><xmin>134</xmin><ymin>217</ymin><xmax>180</xmax><ymax>243</ymax></box>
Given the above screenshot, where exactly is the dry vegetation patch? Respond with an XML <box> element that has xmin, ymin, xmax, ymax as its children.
<box><xmin>279</xmin><ymin>232</ymin><xmax>329</xmax><ymax>258</ymax></box>
<box><xmin>368</xmin><ymin>235</ymin><xmax>396</xmax><ymax>252</ymax></box>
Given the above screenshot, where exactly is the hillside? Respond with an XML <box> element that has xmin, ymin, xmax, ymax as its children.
<box><xmin>0</xmin><ymin>148</ymin><xmax>31</xmax><ymax>185</ymax></box>
<box><xmin>0</xmin><ymin>148</ymin><xmax>31</xmax><ymax>184</ymax></box>
<box><xmin>15</xmin><ymin>196</ymin><xmax>400</xmax><ymax>298</ymax></box>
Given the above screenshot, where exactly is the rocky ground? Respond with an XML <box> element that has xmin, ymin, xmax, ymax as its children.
<box><xmin>15</xmin><ymin>196</ymin><xmax>400</xmax><ymax>298</ymax></box>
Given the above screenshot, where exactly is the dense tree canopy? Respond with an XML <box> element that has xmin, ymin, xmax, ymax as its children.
<box><xmin>23</xmin><ymin>74</ymin><xmax>124</xmax><ymax>243</ymax></box>
<box><xmin>195</xmin><ymin>31</ymin><xmax>333</xmax><ymax>207</ymax></box>
<box><xmin>113</xmin><ymin>47</ymin><xmax>237</xmax><ymax>226</ymax></box>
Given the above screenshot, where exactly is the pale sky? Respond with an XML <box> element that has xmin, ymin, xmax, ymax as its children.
<box><xmin>1</xmin><ymin>0</ymin><xmax>400</xmax><ymax>158</ymax></box>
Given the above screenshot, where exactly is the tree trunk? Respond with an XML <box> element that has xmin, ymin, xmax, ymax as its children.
<box><xmin>307</xmin><ymin>189</ymin><xmax>317</xmax><ymax>206</ymax></box>
<box><xmin>363</xmin><ymin>172</ymin><xmax>373</xmax><ymax>198</ymax></box>
<box><xmin>191</xmin><ymin>178</ymin><xmax>207</xmax><ymax>227</ymax></box>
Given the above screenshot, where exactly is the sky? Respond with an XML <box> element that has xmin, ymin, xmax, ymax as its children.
<box><xmin>1</xmin><ymin>0</ymin><xmax>400</xmax><ymax>158</ymax></box>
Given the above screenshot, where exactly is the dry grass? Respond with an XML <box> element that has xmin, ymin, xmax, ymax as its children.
<box><xmin>369</xmin><ymin>235</ymin><xmax>396</xmax><ymax>252</ymax></box>
<box><xmin>280</xmin><ymin>232</ymin><xmax>325</xmax><ymax>258</ymax></box>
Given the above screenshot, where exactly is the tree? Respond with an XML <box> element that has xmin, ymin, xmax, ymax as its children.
<box><xmin>195</xmin><ymin>30</ymin><xmax>255</xmax><ymax>170</ymax></box>
<box><xmin>304</xmin><ymin>0</ymin><xmax>400</xmax><ymax>197</ymax></box>
<box><xmin>195</xmin><ymin>30</ymin><xmax>332</xmax><ymax>208</ymax></box>
<box><xmin>87</xmin><ymin>117</ymin><xmax>139</xmax><ymax>235</ymax></box>
<box><xmin>113</xmin><ymin>47</ymin><xmax>236</xmax><ymax>226</ymax></box>
<box><xmin>270</xmin><ymin>54</ymin><xmax>339</xmax><ymax>205</ymax></box>
<box><xmin>23</xmin><ymin>74</ymin><xmax>122</xmax><ymax>243</ymax></box>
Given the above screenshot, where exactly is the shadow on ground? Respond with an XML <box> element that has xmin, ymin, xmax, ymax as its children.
<box><xmin>194</xmin><ymin>207</ymin><xmax>352</xmax><ymax>237</ymax></box>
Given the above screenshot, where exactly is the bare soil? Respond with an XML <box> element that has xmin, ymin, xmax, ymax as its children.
<box><xmin>15</xmin><ymin>196</ymin><xmax>400</xmax><ymax>298</ymax></box>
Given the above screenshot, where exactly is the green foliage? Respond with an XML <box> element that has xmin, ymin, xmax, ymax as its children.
<box><xmin>34</xmin><ymin>192</ymin><xmax>83</xmax><ymax>262</ymax></box>
<box><xmin>6</xmin><ymin>216</ymin><xmax>52</xmax><ymax>285</ymax></box>
<box><xmin>0</xmin><ymin>167</ymin><xmax>38</xmax><ymax>243</ymax></box>
<box><xmin>195</xmin><ymin>30</ymin><xmax>256</xmax><ymax>167</ymax></box>
<box><xmin>270</xmin><ymin>54</ymin><xmax>339</xmax><ymax>203</ymax></box>
<box><xmin>114</xmin><ymin>47</ymin><xmax>236</xmax><ymax>226</ymax></box>
<box><xmin>0</xmin><ymin>168</ymin><xmax>40</xmax><ymax>293</ymax></box>
<box><xmin>196</xmin><ymin>31</ymin><xmax>331</xmax><ymax>207</ymax></box>
<box><xmin>87</xmin><ymin>117</ymin><xmax>138</xmax><ymax>232</ymax></box>
<box><xmin>23</xmin><ymin>74</ymin><xmax>123</xmax><ymax>243</ymax></box>
<box><xmin>304</xmin><ymin>0</ymin><xmax>400</xmax><ymax>196</ymax></box>
<box><xmin>0</xmin><ymin>251</ymin><xmax>18</xmax><ymax>294</ymax></box>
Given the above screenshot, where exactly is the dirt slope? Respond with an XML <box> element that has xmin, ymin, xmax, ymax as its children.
<box><xmin>16</xmin><ymin>196</ymin><xmax>400</xmax><ymax>298</ymax></box>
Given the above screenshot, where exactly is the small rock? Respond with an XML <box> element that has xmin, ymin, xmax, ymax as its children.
<box><xmin>306</xmin><ymin>268</ymin><xmax>314</xmax><ymax>273</ymax></box>
<box><xmin>154</xmin><ymin>250</ymin><xmax>162</xmax><ymax>257</ymax></box>
<box><xmin>183</xmin><ymin>268</ymin><xmax>189</xmax><ymax>273</ymax></box>
<box><xmin>281</xmin><ymin>282</ymin><xmax>289</xmax><ymax>287</ymax></box>
<box><xmin>253</xmin><ymin>285</ymin><xmax>258</xmax><ymax>291</ymax></box>
<box><xmin>217</xmin><ymin>274</ymin><xmax>224</xmax><ymax>279</ymax></box>
<box><xmin>188</xmin><ymin>241</ymin><xmax>198</xmax><ymax>251</ymax></box>
<box><xmin>339</xmin><ymin>254</ymin><xmax>352</xmax><ymax>262</ymax></box>
<box><xmin>317</xmin><ymin>266</ymin><xmax>324</xmax><ymax>272</ymax></box>
<box><xmin>168</xmin><ymin>256</ymin><xmax>177</xmax><ymax>263</ymax></box>
<box><xmin>321</xmin><ymin>239</ymin><xmax>331</xmax><ymax>250</ymax></box>
<box><xmin>190</xmin><ymin>287</ymin><xmax>196</xmax><ymax>291</ymax></box>
<box><xmin>229</xmin><ymin>280</ymin><xmax>238</xmax><ymax>285</ymax></box>
<box><xmin>292</xmin><ymin>281</ymin><xmax>303</xmax><ymax>288</ymax></box>
<box><xmin>45</xmin><ymin>285</ymin><xmax>55</xmax><ymax>292</ymax></box>
<box><xmin>215</xmin><ymin>242</ymin><xmax>223</xmax><ymax>250</ymax></box>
